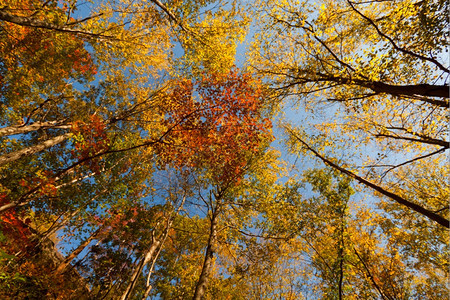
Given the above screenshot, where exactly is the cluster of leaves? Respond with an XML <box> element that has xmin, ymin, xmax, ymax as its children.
<box><xmin>158</xmin><ymin>68</ymin><xmax>272</xmax><ymax>185</ymax></box>
<box><xmin>0</xmin><ymin>194</ymin><xmax>34</xmax><ymax>254</ymax></box>
<box><xmin>0</xmin><ymin>0</ymin><xmax>96</xmax><ymax>121</ymax></box>
<box><xmin>0</xmin><ymin>199</ymin><xmax>87</xmax><ymax>299</ymax></box>
<box><xmin>70</xmin><ymin>114</ymin><xmax>110</xmax><ymax>172</ymax></box>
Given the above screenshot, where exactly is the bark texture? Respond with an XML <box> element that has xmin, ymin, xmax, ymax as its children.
<box><xmin>0</xmin><ymin>121</ymin><xmax>71</xmax><ymax>137</ymax></box>
<box><xmin>0</xmin><ymin>133</ymin><xmax>71</xmax><ymax>167</ymax></box>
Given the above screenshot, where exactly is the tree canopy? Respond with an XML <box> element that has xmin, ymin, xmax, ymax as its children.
<box><xmin>0</xmin><ymin>0</ymin><xmax>448</xmax><ymax>298</ymax></box>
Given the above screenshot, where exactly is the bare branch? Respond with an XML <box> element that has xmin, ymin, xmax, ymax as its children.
<box><xmin>380</xmin><ymin>147</ymin><xmax>446</xmax><ymax>179</ymax></box>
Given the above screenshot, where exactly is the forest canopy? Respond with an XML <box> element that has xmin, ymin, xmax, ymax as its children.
<box><xmin>0</xmin><ymin>0</ymin><xmax>448</xmax><ymax>298</ymax></box>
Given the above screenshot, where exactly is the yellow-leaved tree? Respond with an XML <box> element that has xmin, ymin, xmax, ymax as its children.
<box><xmin>0</xmin><ymin>0</ymin><xmax>252</xmax><ymax>298</ymax></box>
<box><xmin>250</xmin><ymin>0</ymin><xmax>448</xmax><ymax>226</ymax></box>
<box><xmin>249</xmin><ymin>0</ymin><xmax>448</xmax><ymax>294</ymax></box>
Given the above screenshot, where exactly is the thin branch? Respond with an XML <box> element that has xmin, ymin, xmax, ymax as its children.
<box><xmin>226</xmin><ymin>225</ymin><xmax>293</xmax><ymax>241</ymax></box>
<box><xmin>0</xmin><ymin>9</ymin><xmax>116</xmax><ymax>40</ymax></box>
<box><xmin>149</xmin><ymin>0</ymin><xmax>191</xmax><ymax>34</ymax></box>
<box><xmin>375</xmin><ymin>133</ymin><xmax>449</xmax><ymax>148</ymax></box>
<box><xmin>353</xmin><ymin>247</ymin><xmax>389</xmax><ymax>300</ymax></box>
<box><xmin>380</xmin><ymin>147</ymin><xmax>446</xmax><ymax>179</ymax></box>
<box><xmin>65</xmin><ymin>13</ymin><xmax>104</xmax><ymax>26</ymax></box>
<box><xmin>347</xmin><ymin>0</ymin><xmax>450</xmax><ymax>73</ymax></box>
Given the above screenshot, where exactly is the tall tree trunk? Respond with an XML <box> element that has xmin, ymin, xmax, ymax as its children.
<box><xmin>192</xmin><ymin>208</ymin><xmax>219</xmax><ymax>300</ymax></box>
<box><xmin>141</xmin><ymin>222</ymin><xmax>171</xmax><ymax>299</ymax></box>
<box><xmin>54</xmin><ymin>225</ymin><xmax>106</xmax><ymax>275</ymax></box>
<box><xmin>140</xmin><ymin>247</ymin><xmax>161</xmax><ymax>299</ymax></box>
<box><xmin>0</xmin><ymin>121</ymin><xmax>71</xmax><ymax>137</ymax></box>
<box><xmin>0</xmin><ymin>132</ymin><xmax>71</xmax><ymax>167</ymax></box>
<box><xmin>120</xmin><ymin>207</ymin><xmax>178</xmax><ymax>300</ymax></box>
<box><xmin>140</xmin><ymin>196</ymin><xmax>187</xmax><ymax>300</ymax></box>
<box><xmin>337</xmin><ymin>214</ymin><xmax>345</xmax><ymax>300</ymax></box>
<box><xmin>120</xmin><ymin>235</ymin><xmax>161</xmax><ymax>300</ymax></box>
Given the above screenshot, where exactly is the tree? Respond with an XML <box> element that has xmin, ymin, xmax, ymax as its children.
<box><xmin>153</xmin><ymin>68</ymin><xmax>273</xmax><ymax>299</ymax></box>
<box><xmin>250</xmin><ymin>0</ymin><xmax>449</xmax><ymax>227</ymax></box>
<box><xmin>254</xmin><ymin>168</ymin><xmax>448</xmax><ymax>298</ymax></box>
<box><xmin>0</xmin><ymin>0</ymin><xmax>252</xmax><ymax>298</ymax></box>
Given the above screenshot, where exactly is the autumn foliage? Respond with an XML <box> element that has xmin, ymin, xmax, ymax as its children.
<box><xmin>0</xmin><ymin>0</ymin><xmax>447</xmax><ymax>298</ymax></box>
<box><xmin>158</xmin><ymin>69</ymin><xmax>272</xmax><ymax>184</ymax></box>
<box><xmin>70</xmin><ymin>114</ymin><xmax>110</xmax><ymax>172</ymax></box>
<box><xmin>0</xmin><ymin>0</ymin><xmax>97</xmax><ymax>81</ymax></box>
<box><xmin>0</xmin><ymin>194</ymin><xmax>34</xmax><ymax>254</ymax></box>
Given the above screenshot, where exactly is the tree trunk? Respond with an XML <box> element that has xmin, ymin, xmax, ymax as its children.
<box><xmin>140</xmin><ymin>196</ymin><xmax>187</xmax><ymax>300</ymax></box>
<box><xmin>54</xmin><ymin>225</ymin><xmax>106</xmax><ymax>275</ymax></box>
<box><xmin>141</xmin><ymin>228</ymin><xmax>169</xmax><ymax>300</ymax></box>
<box><xmin>120</xmin><ymin>238</ymin><xmax>160</xmax><ymax>300</ymax></box>
<box><xmin>0</xmin><ymin>121</ymin><xmax>71</xmax><ymax>137</ymax></box>
<box><xmin>192</xmin><ymin>209</ymin><xmax>219</xmax><ymax>300</ymax></box>
<box><xmin>337</xmin><ymin>215</ymin><xmax>345</xmax><ymax>300</ymax></box>
<box><xmin>0</xmin><ymin>132</ymin><xmax>71</xmax><ymax>167</ymax></box>
<box><xmin>365</xmin><ymin>82</ymin><xmax>450</xmax><ymax>100</ymax></box>
<box><xmin>316</xmin><ymin>74</ymin><xmax>450</xmax><ymax>102</ymax></box>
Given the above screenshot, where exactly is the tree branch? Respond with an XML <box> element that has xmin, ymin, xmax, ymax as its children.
<box><xmin>284</xmin><ymin>126</ymin><xmax>450</xmax><ymax>228</ymax></box>
<box><xmin>380</xmin><ymin>147</ymin><xmax>446</xmax><ymax>179</ymax></box>
<box><xmin>375</xmin><ymin>133</ymin><xmax>449</xmax><ymax>148</ymax></box>
<box><xmin>347</xmin><ymin>0</ymin><xmax>450</xmax><ymax>73</ymax></box>
<box><xmin>353</xmin><ymin>247</ymin><xmax>389</xmax><ymax>300</ymax></box>
<box><xmin>0</xmin><ymin>121</ymin><xmax>71</xmax><ymax>137</ymax></box>
<box><xmin>0</xmin><ymin>8</ymin><xmax>115</xmax><ymax>39</ymax></box>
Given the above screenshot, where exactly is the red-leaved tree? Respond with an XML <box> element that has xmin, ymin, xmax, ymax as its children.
<box><xmin>158</xmin><ymin>68</ymin><xmax>272</xmax><ymax>185</ymax></box>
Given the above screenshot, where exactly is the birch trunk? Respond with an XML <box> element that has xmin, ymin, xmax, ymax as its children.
<box><xmin>120</xmin><ymin>239</ymin><xmax>160</xmax><ymax>300</ymax></box>
<box><xmin>0</xmin><ymin>132</ymin><xmax>71</xmax><ymax>167</ymax></box>
<box><xmin>0</xmin><ymin>121</ymin><xmax>71</xmax><ymax>137</ymax></box>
